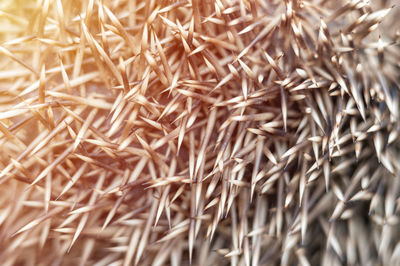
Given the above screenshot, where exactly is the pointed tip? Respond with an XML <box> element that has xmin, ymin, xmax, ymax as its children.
<box><xmin>24</xmin><ymin>183</ymin><xmax>34</xmax><ymax>192</ymax></box>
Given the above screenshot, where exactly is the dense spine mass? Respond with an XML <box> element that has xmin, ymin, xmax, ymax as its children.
<box><xmin>0</xmin><ymin>0</ymin><xmax>399</xmax><ymax>265</ymax></box>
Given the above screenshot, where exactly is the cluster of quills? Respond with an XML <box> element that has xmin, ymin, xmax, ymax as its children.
<box><xmin>0</xmin><ymin>0</ymin><xmax>399</xmax><ymax>265</ymax></box>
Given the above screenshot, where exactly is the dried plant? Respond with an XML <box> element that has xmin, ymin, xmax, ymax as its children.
<box><xmin>0</xmin><ymin>0</ymin><xmax>400</xmax><ymax>265</ymax></box>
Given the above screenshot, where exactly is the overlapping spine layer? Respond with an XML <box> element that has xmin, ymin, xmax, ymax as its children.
<box><xmin>0</xmin><ymin>0</ymin><xmax>400</xmax><ymax>265</ymax></box>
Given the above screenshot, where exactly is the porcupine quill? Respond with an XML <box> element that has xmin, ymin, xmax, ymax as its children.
<box><xmin>0</xmin><ymin>0</ymin><xmax>399</xmax><ymax>265</ymax></box>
